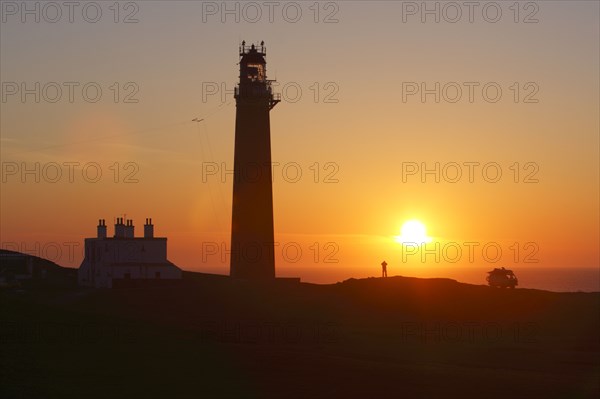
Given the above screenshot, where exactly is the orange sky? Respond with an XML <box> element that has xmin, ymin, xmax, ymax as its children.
<box><xmin>1</xmin><ymin>1</ymin><xmax>598</xmax><ymax>285</ymax></box>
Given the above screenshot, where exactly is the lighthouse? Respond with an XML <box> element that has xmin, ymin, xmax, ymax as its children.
<box><xmin>230</xmin><ymin>41</ymin><xmax>280</xmax><ymax>279</ymax></box>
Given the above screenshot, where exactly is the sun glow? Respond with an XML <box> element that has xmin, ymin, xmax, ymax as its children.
<box><xmin>395</xmin><ymin>220</ymin><xmax>432</xmax><ymax>245</ymax></box>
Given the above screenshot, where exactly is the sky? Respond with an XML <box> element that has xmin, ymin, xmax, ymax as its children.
<box><xmin>1</xmin><ymin>1</ymin><xmax>598</xmax><ymax>287</ymax></box>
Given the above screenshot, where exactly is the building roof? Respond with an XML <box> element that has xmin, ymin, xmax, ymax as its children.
<box><xmin>84</xmin><ymin>237</ymin><xmax>167</xmax><ymax>241</ymax></box>
<box><xmin>108</xmin><ymin>261</ymin><xmax>181</xmax><ymax>270</ymax></box>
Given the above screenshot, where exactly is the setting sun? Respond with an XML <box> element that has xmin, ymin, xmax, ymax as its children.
<box><xmin>395</xmin><ymin>220</ymin><xmax>433</xmax><ymax>245</ymax></box>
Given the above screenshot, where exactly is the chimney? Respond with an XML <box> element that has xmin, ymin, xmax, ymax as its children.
<box><xmin>125</xmin><ymin>219</ymin><xmax>135</xmax><ymax>238</ymax></box>
<box><xmin>97</xmin><ymin>219</ymin><xmax>107</xmax><ymax>239</ymax></box>
<box><xmin>114</xmin><ymin>217</ymin><xmax>126</xmax><ymax>238</ymax></box>
<box><xmin>144</xmin><ymin>218</ymin><xmax>154</xmax><ymax>238</ymax></box>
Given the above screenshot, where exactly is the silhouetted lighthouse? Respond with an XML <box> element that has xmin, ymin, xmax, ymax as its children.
<box><xmin>230</xmin><ymin>41</ymin><xmax>280</xmax><ymax>279</ymax></box>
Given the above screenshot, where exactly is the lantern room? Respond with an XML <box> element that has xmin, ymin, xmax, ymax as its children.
<box><xmin>239</xmin><ymin>41</ymin><xmax>267</xmax><ymax>83</ymax></box>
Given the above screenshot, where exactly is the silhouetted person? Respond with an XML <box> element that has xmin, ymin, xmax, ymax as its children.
<box><xmin>381</xmin><ymin>261</ymin><xmax>388</xmax><ymax>278</ymax></box>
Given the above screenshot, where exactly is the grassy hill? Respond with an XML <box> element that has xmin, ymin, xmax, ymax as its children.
<box><xmin>0</xmin><ymin>249</ymin><xmax>76</xmax><ymax>288</ymax></box>
<box><xmin>1</xmin><ymin>269</ymin><xmax>598</xmax><ymax>398</ymax></box>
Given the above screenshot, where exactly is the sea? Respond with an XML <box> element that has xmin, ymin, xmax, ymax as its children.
<box><xmin>413</xmin><ymin>267</ymin><xmax>600</xmax><ymax>293</ymax></box>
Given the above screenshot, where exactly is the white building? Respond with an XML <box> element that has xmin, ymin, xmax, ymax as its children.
<box><xmin>78</xmin><ymin>218</ymin><xmax>182</xmax><ymax>288</ymax></box>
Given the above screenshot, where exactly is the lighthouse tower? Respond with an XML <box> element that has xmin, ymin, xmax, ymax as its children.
<box><xmin>230</xmin><ymin>41</ymin><xmax>280</xmax><ymax>279</ymax></box>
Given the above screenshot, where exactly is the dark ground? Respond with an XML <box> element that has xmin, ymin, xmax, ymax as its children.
<box><xmin>1</xmin><ymin>271</ymin><xmax>599</xmax><ymax>399</ymax></box>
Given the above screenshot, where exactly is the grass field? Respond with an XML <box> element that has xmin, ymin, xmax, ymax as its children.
<box><xmin>1</xmin><ymin>273</ymin><xmax>598</xmax><ymax>398</ymax></box>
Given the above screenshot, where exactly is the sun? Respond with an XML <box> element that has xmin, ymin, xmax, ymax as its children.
<box><xmin>395</xmin><ymin>220</ymin><xmax>432</xmax><ymax>245</ymax></box>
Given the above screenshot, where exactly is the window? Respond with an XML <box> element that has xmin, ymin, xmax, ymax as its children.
<box><xmin>246</xmin><ymin>63</ymin><xmax>264</xmax><ymax>82</ymax></box>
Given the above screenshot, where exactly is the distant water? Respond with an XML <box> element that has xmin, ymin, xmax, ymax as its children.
<box><xmin>505</xmin><ymin>268</ymin><xmax>599</xmax><ymax>292</ymax></box>
<box><xmin>423</xmin><ymin>267</ymin><xmax>600</xmax><ymax>293</ymax></box>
